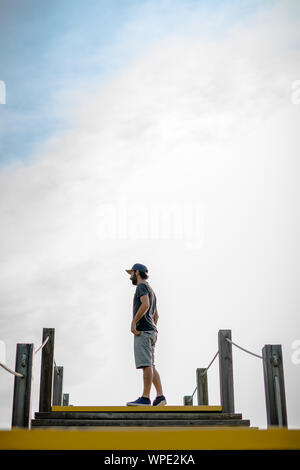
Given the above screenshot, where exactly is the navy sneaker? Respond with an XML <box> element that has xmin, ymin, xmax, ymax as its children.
<box><xmin>126</xmin><ymin>396</ymin><xmax>151</xmax><ymax>406</ymax></box>
<box><xmin>152</xmin><ymin>395</ymin><xmax>167</xmax><ymax>406</ymax></box>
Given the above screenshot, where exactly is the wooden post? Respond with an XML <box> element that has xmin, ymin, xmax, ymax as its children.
<box><xmin>262</xmin><ymin>344</ymin><xmax>288</xmax><ymax>427</ymax></box>
<box><xmin>218</xmin><ymin>329</ymin><xmax>235</xmax><ymax>413</ymax></box>
<box><xmin>53</xmin><ymin>366</ymin><xmax>63</xmax><ymax>406</ymax></box>
<box><xmin>63</xmin><ymin>393</ymin><xmax>69</xmax><ymax>406</ymax></box>
<box><xmin>11</xmin><ymin>343</ymin><xmax>34</xmax><ymax>428</ymax></box>
<box><xmin>39</xmin><ymin>328</ymin><xmax>55</xmax><ymax>412</ymax></box>
<box><xmin>196</xmin><ymin>368</ymin><xmax>208</xmax><ymax>405</ymax></box>
<box><xmin>183</xmin><ymin>395</ymin><xmax>193</xmax><ymax>405</ymax></box>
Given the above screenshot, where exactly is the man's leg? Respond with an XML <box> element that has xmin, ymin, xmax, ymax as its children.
<box><xmin>142</xmin><ymin>366</ymin><xmax>153</xmax><ymax>398</ymax></box>
<box><xmin>142</xmin><ymin>365</ymin><xmax>164</xmax><ymax>398</ymax></box>
<box><xmin>152</xmin><ymin>365</ymin><xmax>163</xmax><ymax>396</ymax></box>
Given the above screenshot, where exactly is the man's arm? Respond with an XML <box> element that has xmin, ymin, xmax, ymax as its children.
<box><xmin>133</xmin><ymin>294</ymin><xmax>150</xmax><ymax>324</ymax></box>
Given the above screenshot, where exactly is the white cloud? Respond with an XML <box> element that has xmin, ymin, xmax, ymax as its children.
<box><xmin>1</xmin><ymin>0</ymin><xmax>300</xmax><ymax>429</ymax></box>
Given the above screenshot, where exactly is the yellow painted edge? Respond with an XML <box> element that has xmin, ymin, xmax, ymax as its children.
<box><xmin>0</xmin><ymin>428</ymin><xmax>300</xmax><ymax>450</ymax></box>
<box><xmin>51</xmin><ymin>405</ymin><xmax>223</xmax><ymax>412</ymax></box>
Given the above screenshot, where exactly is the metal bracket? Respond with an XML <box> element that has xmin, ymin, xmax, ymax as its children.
<box><xmin>272</xmin><ymin>354</ymin><xmax>279</xmax><ymax>367</ymax></box>
<box><xmin>21</xmin><ymin>354</ymin><xmax>27</xmax><ymax>368</ymax></box>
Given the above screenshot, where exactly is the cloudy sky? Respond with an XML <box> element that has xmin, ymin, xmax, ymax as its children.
<box><xmin>0</xmin><ymin>0</ymin><xmax>299</xmax><ymax>430</ymax></box>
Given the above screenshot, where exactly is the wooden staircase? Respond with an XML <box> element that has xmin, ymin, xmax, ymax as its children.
<box><xmin>31</xmin><ymin>405</ymin><xmax>251</xmax><ymax>428</ymax></box>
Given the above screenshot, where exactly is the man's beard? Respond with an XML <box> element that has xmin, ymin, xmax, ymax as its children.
<box><xmin>131</xmin><ymin>274</ymin><xmax>137</xmax><ymax>285</ymax></box>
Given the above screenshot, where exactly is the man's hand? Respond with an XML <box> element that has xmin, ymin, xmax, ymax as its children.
<box><xmin>131</xmin><ymin>320</ymin><xmax>141</xmax><ymax>336</ymax></box>
<box><xmin>131</xmin><ymin>296</ymin><xmax>149</xmax><ymax>335</ymax></box>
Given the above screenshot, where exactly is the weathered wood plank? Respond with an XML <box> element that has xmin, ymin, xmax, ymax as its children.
<box><xmin>63</xmin><ymin>393</ymin><xmax>69</xmax><ymax>406</ymax></box>
<box><xmin>196</xmin><ymin>368</ymin><xmax>208</xmax><ymax>405</ymax></box>
<box><xmin>51</xmin><ymin>405</ymin><xmax>222</xmax><ymax>412</ymax></box>
<box><xmin>53</xmin><ymin>366</ymin><xmax>63</xmax><ymax>406</ymax></box>
<box><xmin>262</xmin><ymin>344</ymin><xmax>288</xmax><ymax>427</ymax></box>
<box><xmin>39</xmin><ymin>328</ymin><xmax>55</xmax><ymax>412</ymax></box>
<box><xmin>11</xmin><ymin>343</ymin><xmax>34</xmax><ymax>428</ymax></box>
<box><xmin>218</xmin><ymin>329</ymin><xmax>235</xmax><ymax>413</ymax></box>
<box><xmin>34</xmin><ymin>412</ymin><xmax>243</xmax><ymax>420</ymax></box>
<box><xmin>31</xmin><ymin>419</ymin><xmax>251</xmax><ymax>427</ymax></box>
<box><xmin>183</xmin><ymin>396</ymin><xmax>193</xmax><ymax>405</ymax></box>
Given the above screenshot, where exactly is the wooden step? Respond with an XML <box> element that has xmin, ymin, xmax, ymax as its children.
<box><xmin>32</xmin><ymin>408</ymin><xmax>250</xmax><ymax>428</ymax></box>
<box><xmin>31</xmin><ymin>418</ymin><xmax>251</xmax><ymax>427</ymax></box>
<box><xmin>32</xmin><ymin>405</ymin><xmax>250</xmax><ymax>428</ymax></box>
<box><xmin>51</xmin><ymin>405</ymin><xmax>222</xmax><ymax>412</ymax></box>
<box><xmin>35</xmin><ymin>412</ymin><xmax>242</xmax><ymax>420</ymax></box>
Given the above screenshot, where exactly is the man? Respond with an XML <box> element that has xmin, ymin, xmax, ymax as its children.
<box><xmin>125</xmin><ymin>263</ymin><xmax>167</xmax><ymax>406</ymax></box>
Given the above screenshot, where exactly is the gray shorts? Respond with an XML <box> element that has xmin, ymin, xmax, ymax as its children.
<box><xmin>134</xmin><ymin>330</ymin><xmax>158</xmax><ymax>369</ymax></box>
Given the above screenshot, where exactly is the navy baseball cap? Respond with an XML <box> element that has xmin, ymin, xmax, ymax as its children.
<box><xmin>126</xmin><ymin>263</ymin><xmax>148</xmax><ymax>274</ymax></box>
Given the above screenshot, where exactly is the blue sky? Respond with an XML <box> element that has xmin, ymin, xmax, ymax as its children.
<box><xmin>0</xmin><ymin>0</ymin><xmax>277</xmax><ymax>168</ymax></box>
<box><xmin>0</xmin><ymin>0</ymin><xmax>138</xmax><ymax>165</ymax></box>
<box><xmin>0</xmin><ymin>0</ymin><xmax>299</xmax><ymax>430</ymax></box>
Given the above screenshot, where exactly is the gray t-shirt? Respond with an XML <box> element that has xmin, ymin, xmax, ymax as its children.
<box><xmin>133</xmin><ymin>282</ymin><xmax>158</xmax><ymax>332</ymax></box>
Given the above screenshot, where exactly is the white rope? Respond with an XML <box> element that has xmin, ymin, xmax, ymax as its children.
<box><xmin>200</xmin><ymin>350</ymin><xmax>219</xmax><ymax>376</ymax></box>
<box><xmin>0</xmin><ymin>335</ymin><xmax>59</xmax><ymax>382</ymax></box>
<box><xmin>54</xmin><ymin>359</ymin><xmax>59</xmax><ymax>375</ymax></box>
<box><xmin>190</xmin><ymin>337</ymin><xmax>261</xmax><ymax>399</ymax></box>
<box><xmin>34</xmin><ymin>337</ymin><xmax>59</xmax><ymax>377</ymax></box>
<box><xmin>0</xmin><ymin>361</ymin><xmax>24</xmax><ymax>378</ymax></box>
<box><xmin>34</xmin><ymin>336</ymin><xmax>49</xmax><ymax>355</ymax></box>
<box><xmin>191</xmin><ymin>350</ymin><xmax>219</xmax><ymax>398</ymax></box>
<box><xmin>225</xmin><ymin>337</ymin><xmax>262</xmax><ymax>359</ymax></box>
<box><xmin>0</xmin><ymin>335</ymin><xmax>52</xmax><ymax>378</ymax></box>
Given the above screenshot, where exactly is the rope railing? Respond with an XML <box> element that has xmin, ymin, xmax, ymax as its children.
<box><xmin>4</xmin><ymin>327</ymin><xmax>69</xmax><ymax>428</ymax></box>
<box><xmin>0</xmin><ymin>361</ymin><xmax>24</xmax><ymax>378</ymax></box>
<box><xmin>184</xmin><ymin>329</ymin><xmax>287</xmax><ymax>428</ymax></box>
<box><xmin>54</xmin><ymin>359</ymin><xmax>59</xmax><ymax>375</ymax></box>
<box><xmin>34</xmin><ymin>335</ymin><xmax>49</xmax><ymax>355</ymax></box>
<box><xmin>191</xmin><ymin>350</ymin><xmax>219</xmax><ymax>398</ymax></box>
<box><xmin>188</xmin><ymin>334</ymin><xmax>262</xmax><ymax>403</ymax></box>
<box><xmin>34</xmin><ymin>335</ymin><xmax>59</xmax><ymax>376</ymax></box>
<box><xmin>225</xmin><ymin>337</ymin><xmax>263</xmax><ymax>359</ymax></box>
<box><xmin>0</xmin><ymin>335</ymin><xmax>51</xmax><ymax>379</ymax></box>
<box><xmin>3</xmin><ymin>326</ymin><xmax>287</xmax><ymax>429</ymax></box>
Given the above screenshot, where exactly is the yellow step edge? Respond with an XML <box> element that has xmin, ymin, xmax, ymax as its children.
<box><xmin>1</xmin><ymin>428</ymin><xmax>300</xmax><ymax>450</ymax></box>
<box><xmin>51</xmin><ymin>405</ymin><xmax>223</xmax><ymax>412</ymax></box>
